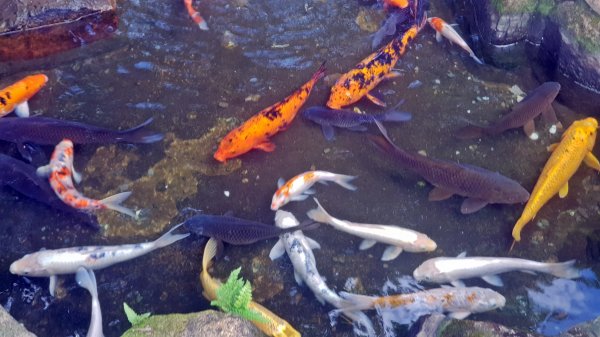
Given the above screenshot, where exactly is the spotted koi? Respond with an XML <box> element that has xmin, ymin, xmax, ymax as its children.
<box><xmin>184</xmin><ymin>0</ymin><xmax>208</xmax><ymax>30</ymax></box>
<box><xmin>214</xmin><ymin>62</ymin><xmax>326</xmax><ymax>162</ymax></box>
<box><xmin>36</xmin><ymin>139</ymin><xmax>136</xmax><ymax>218</ymax></box>
<box><xmin>326</xmin><ymin>26</ymin><xmax>419</xmax><ymax>109</ymax></box>
<box><xmin>0</xmin><ymin>74</ymin><xmax>48</xmax><ymax>118</ymax></box>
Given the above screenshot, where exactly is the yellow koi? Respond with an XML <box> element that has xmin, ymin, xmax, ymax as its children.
<box><xmin>200</xmin><ymin>238</ymin><xmax>301</xmax><ymax>337</ymax></box>
<box><xmin>511</xmin><ymin>117</ymin><xmax>600</xmax><ymax>249</ymax></box>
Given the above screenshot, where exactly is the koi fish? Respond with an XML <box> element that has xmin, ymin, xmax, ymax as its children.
<box><xmin>201</xmin><ymin>237</ymin><xmax>301</xmax><ymax>337</ymax></box>
<box><xmin>0</xmin><ymin>74</ymin><xmax>48</xmax><ymax>118</ymax></box>
<box><xmin>183</xmin><ymin>0</ymin><xmax>208</xmax><ymax>30</ymax></box>
<box><xmin>269</xmin><ymin>210</ymin><xmax>376</xmax><ymax>336</ymax></box>
<box><xmin>36</xmin><ymin>139</ymin><xmax>136</xmax><ymax>218</ymax></box>
<box><xmin>307</xmin><ymin>198</ymin><xmax>437</xmax><ymax>261</ymax></box>
<box><xmin>338</xmin><ymin>286</ymin><xmax>505</xmax><ymax>320</ymax></box>
<box><xmin>214</xmin><ymin>63</ymin><xmax>326</xmax><ymax>162</ymax></box>
<box><xmin>326</xmin><ymin>26</ymin><xmax>419</xmax><ymax>109</ymax></box>
<box><xmin>76</xmin><ymin>268</ymin><xmax>104</xmax><ymax>337</ymax></box>
<box><xmin>302</xmin><ymin>105</ymin><xmax>411</xmax><ymax>141</ymax></box>
<box><xmin>0</xmin><ymin>154</ymin><xmax>99</xmax><ymax>227</ymax></box>
<box><xmin>271</xmin><ymin>170</ymin><xmax>357</xmax><ymax>210</ymax></box>
<box><xmin>183</xmin><ymin>213</ymin><xmax>316</xmax><ymax>245</ymax></box>
<box><xmin>370</xmin><ymin>121</ymin><xmax>530</xmax><ymax>214</ymax></box>
<box><xmin>413</xmin><ymin>252</ymin><xmax>580</xmax><ymax>288</ymax></box>
<box><xmin>9</xmin><ymin>224</ymin><xmax>189</xmax><ymax>296</ymax></box>
<box><xmin>384</xmin><ymin>0</ymin><xmax>409</xmax><ymax>10</ymax></box>
<box><xmin>456</xmin><ymin>82</ymin><xmax>562</xmax><ymax>140</ymax></box>
<box><xmin>511</xmin><ymin>117</ymin><xmax>600</xmax><ymax>249</ymax></box>
<box><xmin>427</xmin><ymin>17</ymin><xmax>483</xmax><ymax>65</ymax></box>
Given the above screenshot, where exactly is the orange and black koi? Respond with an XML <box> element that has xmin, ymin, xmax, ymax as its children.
<box><xmin>0</xmin><ymin>74</ymin><xmax>48</xmax><ymax>118</ymax></box>
<box><xmin>326</xmin><ymin>26</ymin><xmax>418</xmax><ymax>109</ymax></box>
<box><xmin>184</xmin><ymin>0</ymin><xmax>208</xmax><ymax>30</ymax></box>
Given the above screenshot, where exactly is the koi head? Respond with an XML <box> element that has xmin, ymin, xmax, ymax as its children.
<box><xmin>214</xmin><ymin>129</ymin><xmax>254</xmax><ymax>163</ymax></box>
<box><xmin>412</xmin><ymin>259</ymin><xmax>443</xmax><ymax>283</ymax></box>
<box><xmin>274</xmin><ymin>210</ymin><xmax>299</xmax><ymax>228</ymax></box>
<box><xmin>51</xmin><ymin>139</ymin><xmax>75</xmax><ymax>166</ymax></box>
<box><xmin>412</xmin><ymin>234</ymin><xmax>438</xmax><ymax>252</ymax></box>
<box><xmin>326</xmin><ymin>84</ymin><xmax>354</xmax><ymax>110</ymax></box>
<box><xmin>9</xmin><ymin>253</ymin><xmax>48</xmax><ymax>277</ymax></box>
<box><xmin>271</xmin><ymin>187</ymin><xmax>290</xmax><ymax>210</ymax></box>
<box><xmin>470</xmin><ymin>288</ymin><xmax>506</xmax><ymax>312</ymax></box>
<box><xmin>19</xmin><ymin>74</ymin><xmax>49</xmax><ymax>100</ymax></box>
<box><xmin>427</xmin><ymin>17</ymin><xmax>444</xmax><ymax>32</ymax></box>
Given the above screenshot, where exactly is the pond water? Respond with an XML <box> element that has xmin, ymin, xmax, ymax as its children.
<box><xmin>1</xmin><ymin>0</ymin><xmax>600</xmax><ymax>336</ymax></box>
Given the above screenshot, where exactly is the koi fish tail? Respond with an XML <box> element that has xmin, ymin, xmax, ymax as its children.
<box><xmin>100</xmin><ymin>191</ymin><xmax>136</xmax><ymax>218</ymax></box>
<box><xmin>306</xmin><ymin>198</ymin><xmax>334</xmax><ymax>224</ymax></box>
<box><xmin>153</xmin><ymin>223</ymin><xmax>191</xmax><ymax>249</ymax></box>
<box><xmin>343</xmin><ymin>310</ymin><xmax>376</xmax><ymax>337</ymax></box>
<box><xmin>470</xmin><ymin>53</ymin><xmax>484</xmax><ymax>65</ymax></box>
<box><xmin>118</xmin><ymin>118</ymin><xmax>164</xmax><ymax>144</ymax></box>
<box><xmin>455</xmin><ymin>124</ymin><xmax>486</xmax><ymax>139</ymax></box>
<box><xmin>328</xmin><ymin>173</ymin><xmax>358</xmax><ymax>191</ymax></box>
<box><xmin>543</xmin><ymin>260</ymin><xmax>581</xmax><ymax>279</ymax></box>
<box><xmin>184</xmin><ymin>0</ymin><xmax>209</xmax><ymax>30</ymax></box>
<box><xmin>76</xmin><ymin>267</ymin><xmax>98</xmax><ymax>298</ymax></box>
<box><xmin>378</xmin><ymin>110</ymin><xmax>412</xmax><ymax>122</ymax></box>
<box><xmin>202</xmin><ymin>237</ymin><xmax>218</xmax><ymax>271</ymax></box>
<box><xmin>312</xmin><ymin>61</ymin><xmax>327</xmax><ymax>83</ymax></box>
<box><xmin>338</xmin><ymin>291</ymin><xmax>377</xmax><ymax>312</ymax></box>
<box><xmin>511</xmin><ymin>216</ymin><xmax>529</xmax><ymax>243</ymax></box>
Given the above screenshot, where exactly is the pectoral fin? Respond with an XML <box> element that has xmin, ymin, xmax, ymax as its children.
<box><xmin>428</xmin><ymin>186</ymin><xmax>455</xmax><ymax>201</ymax></box>
<box><xmin>450</xmin><ymin>280</ymin><xmax>466</xmax><ymax>288</ymax></box>
<box><xmin>321</xmin><ymin>124</ymin><xmax>336</xmax><ymax>141</ymax></box>
<box><xmin>481</xmin><ymin>275</ymin><xmax>504</xmax><ymax>287</ymax></box>
<box><xmin>305</xmin><ymin>236</ymin><xmax>321</xmax><ymax>250</ymax></box>
<box><xmin>460</xmin><ymin>198</ymin><xmax>488</xmax><ymax>214</ymax></box>
<box><xmin>584</xmin><ymin>152</ymin><xmax>600</xmax><ymax>172</ymax></box>
<box><xmin>72</xmin><ymin>164</ymin><xmax>82</xmax><ymax>184</ymax></box>
<box><xmin>36</xmin><ymin>164</ymin><xmax>52</xmax><ymax>177</ymax></box>
<box><xmin>269</xmin><ymin>239</ymin><xmax>286</xmax><ymax>260</ymax></box>
<box><xmin>303</xmin><ymin>188</ymin><xmax>316</xmax><ymax>195</ymax></box>
<box><xmin>277</xmin><ymin>178</ymin><xmax>285</xmax><ymax>188</ymax></box>
<box><xmin>523</xmin><ymin>120</ymin><xmax>538</xmax><ymax>140</ymax></box>
<box><xmin>541</xmin><ymin>104</ymin><xmax>560</xmax><ymax>131</ymax></box>
<box><xmin>15</xmin><ymin>101</ymin><xmax>30</xmax><ymax>117</ymax></box>
<box><xmin>49</xmin><ymin>275</ymin><xmax>57</xmax><ymax>296</ymax></box>
<box><xmin>448</xmin><ymin>311</ymin><xmax>471</xmax><ymax>319</ymax></box>
<box><xmin>359</xmin><ymin>239</ymin><xmax>377</xmax><ymax>250</ymax></box>
<box><xmin>294</xmin><ymin>271</ymin><xmax>303</xmax><ymax>286</ymax></box>
<box><xmin>383</xmin><ymin>71</ymin><xmax>402</xmax><ymax>80</ymax></box>
<box><xmin>559</xmin><ymin>182</ymin><xmax>568</xmax><ymax>198</ymax></box>
<box><xmin>547</xmin><ymin>143</ymin><xmax>558</xmax><ymax>152</ymax></box>
<box><xmin>255</xmin><ymin>141</ymin><xmax>276</xmax><ymax>152</ymax></box>
<box><xmin>435</xmin><ymin>31</ymin><xmax>443</xmax><ymax>42</ymax></box>
<box><xmin>381</xmin><ymin>246</ymin><xmax>403</xmax><ymax>261</ymax></box>
<box><xmin>366</xmin><ymin>92</ymin><xmax>386</xmax><ymax>107</ymax></box>
<box><xmin>291</xmin><ymin>194</ymin><xmax>309</xmax><ymax>201</ymax></box>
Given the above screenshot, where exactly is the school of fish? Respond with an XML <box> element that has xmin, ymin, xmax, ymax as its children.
<box><xmin>3</xmin><ymin>0</ymin><xmax>599</xmax><ymax>336</ymax></box>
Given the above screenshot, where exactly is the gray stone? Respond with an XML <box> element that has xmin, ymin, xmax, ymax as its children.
<box><xmin>121</xmin><ymin>310</ymin><xmax>266</xmax><ymax>337</ymax></box>
<box><xmin>584</xmin><ymin>0</ymin><xmax>600</xmax><ymax>15</ymax></box>
<box><xmin>0</xmin><ymin>306</ymin><xmax>36</xmax><ymax>337</ymax></box>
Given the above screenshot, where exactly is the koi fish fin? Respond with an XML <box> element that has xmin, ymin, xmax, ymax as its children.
<box><xmin>293</xmin><ymin>270</ymin><xmax>304</xmax><ymax>286</ymax></box>
<box><xmin>291</xmin><ymin>194</ymin><xmax>309</xmax><ymax>201</ymax></box>
<box><xmin>338</xmin><ymin>291</ymin><xmax>376</xmax><ymax>311</ymax></box>
<box><xmin>584</xmin><ymin>152</ymin><xmax>600</xmax><ymax>172</ymax></box>
<box><xmin>76</xmin><ymin>267</ymin><xmax>98</xmax><ymax>298</ymax></box>
<box><xmin>331</xmin><ymin>174</ymin><xmax>358</xmax><ymax>191</ymax></box>
<box><xmin>202</xmin><ymin>238</ymin><xmax>218</xmax><ymax>271</ymax></box>
<box><xmin>523</xmin><ymin>119</ymin><xmax>539</xmax><ymax>140</ymax></box>
<box><xmin>366</xmin><ymin>92</ymin><xmax>386</xmax><ymax>107</ymax></box>
<box><xmin>307</xmin><ymin>197</ymin><xmax>332</xmax><ymax>225</ymax></box>
<box><xmin>100</xmin><ymin>191</ymin><xmax>137</xmax><ymax>218</ymax></box>
<box><xmin>254</xmin><ymin>141</ymin><xmax>276</xmax><ymax>152</ymax></box>
<box><xmin>547</xmin><ymin>143</ymin><xmax>559</xmax><ymax>152</ymax></box>
<box><xmin>469</xmin><ymin>53</ymin><xmax>484</xmax><ymax>65</ymax></box>
<box><xmin>17</xmin><ymin>142</ymin><xmax>33</xmax><ymax>162</ymax></box>
<box><xmin>118</xmin><ymin>118</ymin><xmax>164</xmax><ymax>144</ymax></box>
<box><xmin>347</xmin><ymin>125</ymin><xmax>368</xmax><ymax>132</ymax></box>
<box><xmin>428</xmin><ymin>186</ymin><xmax>454</xmax><ymax>201</ymax></box>
<box><xmin>457</xmin><ymin>251</ymin><xmax>467</xmax><ymax>258</ymax></box>
<box><xmin>359</xmin><ymin>239</ymin><xmax>377</xmax><ymax>250</ymax></box>
<box><xmin>380</xmin><ymin>110</ymin><xmax>412</xmax><ymax>123</ymax></box>
<box><xmin>454</xmin><ymin>124</ymin><xmax>485</xmax><ymax>139</ymax></box>
<box><xmin>435</xmin><ymin>31</ymin><xmax>443</xmax><ymax>42</ymax></box>
<box><xmin>14</xmin><ymin>101</ymin><xmax>30</xmax><ymax>117</ymax></box>
<box><xmin>277</xmin><ymin>178</ymin><xmax>285</xmax><ymax>188</ymax></box>
<box><xmin>383</xmin><ymin>71</ymin><xmax>402</xmax><ymax>80</ymax></box>
<box><xmin>305</xmin><ymin>236</ymin><xmax>321</xmax><ymax>250</ymax></box>
<box><xmin>72</xmin><ymin>164</ymin><xmax>82</xmax><ymax>184</ymax></box>
<box><xmin>541</xmin><ymin>104</ymin><xmax>560</xmax><ymax>133</ymax></box>
<box><xmin>559</xmin><ymin>182</ymin><xmax>568</xmax><ymax>198</ymax></box>
<box><xmin>49</xmin><ymin>275</ymin><xmax>57</xmax><ymax>297</ymax></box>
<box><xmin>321</xmin><ymin>124</ymin><xmax>336</xmax><ymax>141</ymax></box>
<box><xmin>481</xmin><ymin>275</ymin><xmax>504</xmax><ymax>287</ymax></box>
<box><xmin>545</xmin><ymin>259</ymin><xmax>580</xmax><ymax>279</ymax></box>
<box><xmin>460</xmin><ymin>198</ymin><xmax>488</xmax><ymax>214</ymax></box>
<box><xmin>450</xmin><ymin>280</ymin><xmax>466</xmax><ymax>288</ymax></box>
<box><xmin>269</xmin><ymin>239</ymin><xmax>286</xmax><ymax>260</ymax></box>
<box><xmin>381</xmin><ymin>246</ymin><xmax>403</xmax><ymax>261</ymax></box>
<box><xmin>303</xmin><ymin>188</ymin><xmax>316</xmax><ymax>195</ymax></box>
<box><xmin>153</xmin><ymin>222</ymin><xmax>190</xmax><ymax>249</ymax></box>
<box><xmin>36</xmin><ymin>164</ymin><xmax>52</xmax><ymax>177</ymax></box>
<box><xmin>448</xmin><ymin>311</ymin><xmax>471</xmax><ymax>319</ymax></box>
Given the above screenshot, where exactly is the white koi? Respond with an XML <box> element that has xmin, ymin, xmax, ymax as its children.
<box><xmin>428</xmin><ymin>17</ymin><xmax>484</xmax><ymax>65</ymax></box>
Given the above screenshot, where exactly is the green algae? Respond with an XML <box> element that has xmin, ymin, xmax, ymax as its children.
<box><xmin>552</xmin><ymin>1</ymin><xmax>600</xmax><ymax>53</ymax></box>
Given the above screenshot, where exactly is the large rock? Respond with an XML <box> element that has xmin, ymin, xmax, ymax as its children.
<box><xmin>585</xmin><ymin>0</ymin><xmax>600</xmax><ymax>15</ymax></box>
<box><xmin>120</xmin><ymin>310</ymin><xmax>266</xmax><ymax>337</ymax></box>
<box><xmin>0</xmin><ymin>0</ymin><xmax>117</xmax><ymax>61</ymax></box>
<box><xmin>0</xmin><ymin>306</ymin><xmax>36</xmax><ymax>337</ymax></box>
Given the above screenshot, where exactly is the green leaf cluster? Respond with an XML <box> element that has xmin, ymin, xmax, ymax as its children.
<box><xmin>123</xmin><ymin>302</ymin><xmax>152</xmax><ymax>326</ymax></box>
<box><xmin>211</xmin><ymin>267</ymin><xmax>267</xmax><ymax>323</ymax></box>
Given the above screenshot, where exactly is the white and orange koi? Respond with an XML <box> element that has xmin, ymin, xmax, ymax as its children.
<box><xmin>427</xmin><ymin>17</ymin><xmax>483</xmax><ymax>65</ymax></box>
<box><xmin>184</xmin><ymin>0</ymin><xmax>208</xmax><ymax>30</ymax></box>
<box><xmin>36</xmin><ymin>139</ymin><xmax>136</xmax><ymax>218</ymax></box>
<box><xmin>270</xmin><ymin>170</ymin><xmax>357</xmax><ymax>210</ymax></box>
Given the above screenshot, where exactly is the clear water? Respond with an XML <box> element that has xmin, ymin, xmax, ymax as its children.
<box><xmin>1</xmin><ymin>0</ymin><xmax>599</xmax><ymax>336</ymax></box>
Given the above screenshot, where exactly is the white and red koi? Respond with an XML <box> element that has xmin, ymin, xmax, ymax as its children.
<box><xmin>36</xmin><ymin>139</ymin><xmax>136</xmax><ymax>218</ymax></box>
<box><xmin>427</xmin><ymin>17</ymin><xmax>483</xmax><ymax>65</ymax></box>
<box><xmin>184</xmin><ymin>0</ymin><xmax>208</xmax><ymax>30</ymax></box>
<box><xmin>270</xmin><ymin>170</ymin><xmax>357</xmax><ymax>210</ymax></box>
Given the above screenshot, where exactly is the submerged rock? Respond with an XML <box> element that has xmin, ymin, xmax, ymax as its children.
<box><xmin>0</xmin><ymin>306</ymin><xmax>36</xmax><ymax>337</ymax></box>
<box><xmin>83</xmin><ymin>118</ymin><xmax>241</xmax><ymax>238</ymax></box>
<box><xmin>120</xmin><ymin>310</ymin><xmax>265</xmax><ymax>337</ymax></box>
<box><xmin>0</xmin><ymin>0</ymin><xmax>117</xmax><ymax>61</ymax></box>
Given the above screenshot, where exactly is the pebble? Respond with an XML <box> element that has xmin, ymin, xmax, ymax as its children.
<box><xmin>224</xmin><ymin>191</ymin><xmax>230</xmax><ymax>197</ymax></box>
<box><xmin>218</xmin><ymin>102</ymin><xmax>229</xmax><ymax>108</ymax></box>
<box><xmin>323</xmin><ymin>148</ymin><xmax>331</xmax><ymax>154</ymax></box>
<box><xmin>245</xmin><ymin>94</ymin><xmax>261</xmax><ymax>102</ymax></box>
<box><xmin>242</xmin><ymin>178</ymin><xmax>249</xmax><ymax>183</ymax></box>
<box><xmin>418</xmin><ymin>150</ymin><xmax>427</xmax><ymax>156</ymax></box>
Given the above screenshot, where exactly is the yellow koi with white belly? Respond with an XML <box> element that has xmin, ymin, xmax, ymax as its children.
<box><xmin>511</xmin><ymin>117</ymin><xmax>600</xmax><ymax>247</ymax></box>
<box><xmin>200</xmin><ymin>238</ymin><xmax>301</xmax><ymax>337</ymax></box>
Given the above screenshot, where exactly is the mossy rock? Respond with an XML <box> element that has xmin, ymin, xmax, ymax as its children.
<box><xmin>551</xmin><ymin>0</ymin><xmax>600</xmax><ymax>53</ymax></box>
<box><xmin>491</xmin><ymin>0</ymin><xmax>556</xmax><ymax>16</ymax></box>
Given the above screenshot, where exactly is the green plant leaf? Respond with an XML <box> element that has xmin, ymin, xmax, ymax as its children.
<box><xmin>211</xmin><ymin>267</ymin><xmax>267</xmax><ymax>324</ymax></box>
<box><xmin>123</xmin><ymin>302</ymin><xmax>151</xmax><ymax>326</ymax></box>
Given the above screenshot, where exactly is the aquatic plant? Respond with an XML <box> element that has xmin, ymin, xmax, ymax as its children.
<box><xmin>123</xmin><ymin>302</ymin><xmax>151</xmax><ymax>326</ymax></box>
<box><xmin>211</xmin><ymin>267</ymin><xmax>267</xmax><ymax>323</ymax></box>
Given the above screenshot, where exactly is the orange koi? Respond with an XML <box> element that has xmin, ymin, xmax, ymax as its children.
<box><xmin>384</xmin><ymin>0</ymin><xmax>409</xmax><ymax>10</ymax></box>
<box><xmin>0</xmin><ymin>74</ymin><xmax>48</xmax><ymax>118</ymax></box>
<box><xmin>511</xmin><ymin>117</ymin><xmax>600</xmax><ymax>250</ymax></box>
<box><xmin>184</xmin><ymin>0</ymin><xmax>208</xmax><ymax>30</ymax></box>
<box><xmin>214</xmin><ymin>62</ymin><xmax>326</xmax><ymax>163</ymax></box>
<box><xmin>36</xmin><ymin>139</ymin><xmax>136</xmax><ymax>218</ymax></box>
<box><xmin>326</xmin><ymin>26</ymin><xmax>418</xmax><ymax>109</ymax></box>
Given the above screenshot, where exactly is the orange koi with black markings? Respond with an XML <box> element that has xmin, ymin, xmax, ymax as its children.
<box><xmin>36</xmin><ymin>139</ymin><xmax>136</xmax><ymax>218</ymax></box>
<box><xmin>326</xmin><ymin>26</ymin><xmax>419</xmax><ymax>109</ymax></box>
<box><xmin>0</xmin><ymin>74</ymin><xmax>48</xmax><ymax>118</ymax></box>
<box><xmin>214</xmin><ymin>62</ymin><xmax>326</xmax><ymax>163</ymax></box>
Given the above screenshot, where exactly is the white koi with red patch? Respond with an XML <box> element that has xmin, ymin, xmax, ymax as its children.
<box><xmin>427</xmin><ymin>17</ymin><xmax>484</xmax><ymax>65</ymax></box>
<box><xmin>36</xmin><ymin>139</ymin><xmax>136</xmax><ymax>218</ymax></box>
<box><xmin>270</xmin><ymin>170</ymin><xmax>357</xmax><ymax>210</ymax></box>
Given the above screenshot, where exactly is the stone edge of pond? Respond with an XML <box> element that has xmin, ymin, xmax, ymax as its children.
<box><xmin>0</xmin><ymin>306</ymin><xmax>37</xmax><ymax>337</ymax></box>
